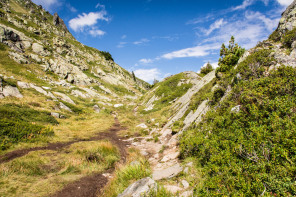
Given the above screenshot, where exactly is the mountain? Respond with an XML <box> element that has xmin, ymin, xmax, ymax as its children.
<box><xmin>1</xmin><ymin>0</ymin><xmax>296</xmax><ymax>196</ymax></box>
<box><xmin>0</xmin><ymin>0</ymin><xmax>149</xmax><ymax>99</ymax></box>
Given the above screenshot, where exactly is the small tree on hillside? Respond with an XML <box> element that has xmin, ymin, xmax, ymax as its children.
<box><xmin>200</xmin><ymin>62</ymin><xmax>214</xmax><ymax>75</ymax></box>
<box><xmin>216</xmin><ymin>36</ymin><xmax>244</xmax><ymax>74</ymax></box>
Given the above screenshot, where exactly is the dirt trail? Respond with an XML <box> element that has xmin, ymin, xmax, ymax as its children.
<box><xmin>0</xmin><ymin>118</ymin><xmax>128</xmax><ymax>197</ymax></box>
<box><xmin>50</xmin><ymin>118</ymin><xmax>128</xmax><ymax>197</ymax></box>
<box><xmin>0</xmin><ymin>118</ymin><xmax>127</xmax><ymax>165</ymax></box>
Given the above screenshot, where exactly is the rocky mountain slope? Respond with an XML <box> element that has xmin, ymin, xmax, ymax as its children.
<box><xmin>0</xmin><ymin>0</ymin><xmax>149</xmax><ymax>101</ymax></box>
<box><xmin>2</xmin><ymin>0</ymin><xmax>296</xmax><ymax>196</ymax></box>
<box><xmin>115</xmin><ymin>0</ymin><xmax>296</xmax><ymax>196</ymax></box>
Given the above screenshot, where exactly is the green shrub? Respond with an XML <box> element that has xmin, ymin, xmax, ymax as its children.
<box><xmin>200</xmin><ymin>62</ymin><xmax>214</xmax><ymax>76</ymax></box>
<box><xmin>180</xmin><ymin>66</ymin><xmax>296</xmax><ymax>196</ymax></box>
<box><xmin>216</xmin><ymin>36</ymin><xmax>245</xmax><ymax>74</ymax></box>
<box><xmin>281</xmin><ymin>28</ymin><xmax>296</xmax><ymax>48</ymax></box>
<box><xmin>100</xmin><ymin>51</ymin><xmax>114</xmax><ymax>61</ymax></box>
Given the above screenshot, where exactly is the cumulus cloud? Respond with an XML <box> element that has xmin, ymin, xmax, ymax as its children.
<box><xmin>31</xmin><ymin>0</ymin><xmax>59</xmax><ymax>11</ymax></box>
<box><xmin>69</xmin><ymin>11</ymin><xmax>109</xmax><ymax>32</ymax></box>
<box><xmin>134</xmin><ymin>68</ymin><xmax>161</xmax><ymax>83</ymax></box>
<box><xmin>161</xmin><ymin>44</ymin><xmax>220</xmax><ymax>59</ymax></box>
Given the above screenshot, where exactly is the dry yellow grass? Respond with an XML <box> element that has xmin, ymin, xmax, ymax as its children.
<box><xmin>0</xmin><ymin>141</ymin><xmax>119</xmax><ymax>197</ymax></box>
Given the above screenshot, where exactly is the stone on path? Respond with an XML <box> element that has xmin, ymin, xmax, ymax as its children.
<box><xmin>152</xmin><ymin>163</ymin><xmax>183</xmax><ymax>180</ymax></box>
<box><xmin>164</xmin><ymin>185</ymin><xmax>183</xmax><ymax>194</ymax></box>
<box><xmin>117</xmin><ymin>177</ymin><xmax>157</xmax><ymax>197</ymax></box>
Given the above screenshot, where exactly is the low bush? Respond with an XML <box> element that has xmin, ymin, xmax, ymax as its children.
<box><xmin>0</xmin><ymin>104</ymin><xmax>56</xmax><ymax>150</ymax></box>
<box><xmin>180</xmin><ymin>65</ymin><xmax>296</xmax><ymax>196</ymax></box>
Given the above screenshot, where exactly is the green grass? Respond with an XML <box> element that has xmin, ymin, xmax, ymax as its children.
<box><xmin>103</xmin><ymin>149</ymin><xmax>151</xmax><ymax>197</ymax></box>
<box><xmin>0</xmin><ymin>104</ymin><xmax>57</xmax><ymax>150</ymax></box>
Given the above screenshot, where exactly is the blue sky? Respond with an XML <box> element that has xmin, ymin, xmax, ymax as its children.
<box><xmin>32</xmin><ymin>0</ymin><xmax>293</xmax><ymax>83</ymax></box>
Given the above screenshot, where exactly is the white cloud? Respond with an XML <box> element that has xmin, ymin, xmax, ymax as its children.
<box><xmin>133</xmin><ymin>38</ymin><xmax>150</xmax><ymax>45</ymax></box>
<box><xmin>66</xmin><ymin>4</ymin><xmax>77</xmax><ymax>12</ymax></box>
<box><xmin>203</xmin><ymin>19</ymin><xmax>227</xmax><ymax>36</ymax></box>
<box><xmin>245</xmin><ymin>11</ymin><xmax>279</xmax><ymax>31</ymax></box>
<box><xmin>121</xmin><ymin>35</ymin><xmax>127</xmax><ymax>39</ymax></box>
<box><xmin>117</xmin><ymin>42</ymin><xmax>127</xmax><ymax>48</ymax></box>
<box><xmin>134</xmin><ymin>68</ymin><xmax>161</xmax><ymax>83</ymax></box>
<box><xmin>31</xmin><ymin>0</ymin><xmax>59</xmax><ymax>10</ymax></box>
<box><xmin>161</xmin><ymin>44</ymin><xmax>220</xmax><ymax>59</ymax></box>
<box><xmin>232</xmin><ymin>0</ymin><xmax>255</xmax><ymax>10</ymax></box>
<box><xmin>69</xmin><ymin>11</ymin><xmax>109</xmax><ymax>32</ymax></box>
<box><xmin>95</xmin><ymin>3</ymin><xmax>105</xmax><ymax>9</ymax></box>
<box><xmin>202</xmin><ymin>61</ymin><xmax>219</xmax><ymax>69</ymax></box>
<box><xmin>276</xmin><ymin>0</ymin><xmax>293</xmax><ymax>6</ymax></box>
<box><xmin>139</xmin><ymin>58</ymin><xmax>153</xmax><ymax>64</ymax></box>
<box><xmin>89</xmin><ymin>29</ymin><xmax>106</xmax><ymax>37</ymax></box>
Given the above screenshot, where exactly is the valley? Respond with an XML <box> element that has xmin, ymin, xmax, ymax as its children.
<box><xmin>1</xmin><ymin>0</ymin><xmax>296</xmax><ymax>196</ymax></box>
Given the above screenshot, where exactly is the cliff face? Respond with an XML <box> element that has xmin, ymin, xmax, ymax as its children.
<box><xmin>0</xmin><ymin>0</ymin><xmax>149</xmax><ymax>101</ymax></box>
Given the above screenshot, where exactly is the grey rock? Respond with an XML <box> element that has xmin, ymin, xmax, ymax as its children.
<box><xmin>51</xmin><ymin>112</ymin><xmax>60</xmax><ymax>119</ymax></box>
<box><xmin>118</xmin><ymin>177</ymin><xmax>157</xmax><ymax>197</ymax></box>
<box><xmin>32</xmin><ymin>43</ymin><xmax>44</xmax><ymax>54</ymax></box>
<box><xmin>231</xmin><ymin>105</ymin><xmax>241</xmax><ymax>113</ymax></box>
<box><xmin>114</xmin><ymin>104</ymin><xmax>124</xmax><ymax>108</ymax></box>
<box><xmin>181</xmin><ymin>180</ymin><xmax>190</xmax><ymax>189</ymax></box>
<box><xmin>164</xmin><ymin>185</ymin><xmax>183</xmax><ymax>194</ymax></box>
<box><xmin>17</xmin><ymin>81</ymin><xmax>30</xmax><ymax>89</ymax></box>
<box><xmin>93</xmin><ymin>105</ymin><xmax>100</xmax><ymax>113</ymax></box>
<box><xmin>136</xmin><ymin>123</ymin><xmax>148</xmax><ymax>129</ymax></box>
<box><xmin>2</xmin><ymin>85</ymin><xmax>23</xmax><ymax>98</ymax></box>
<box><xmin>152</xmin><ymin>163</ymin><xmax>183</xmax><ymax>180</ymax></box>
<box><xmin>180</xmin><ymin>190</ymin><xmax>193</xmax><ymax>197</ymax></box>
<box><xmin>59</xmin><ymin>102</ymin><xmax>72</xmax><ymax>112</ymax></box>
<box><xmin>183</xmin><ymin>167</ymin><xmax>189</xmax><ymax>174</ymax></box>
<box><xmin>53</xmin><ymin>92</ymin><xmax>75</xmax><ymax>105</ymax></box>
<box><xmin>53</xmin><ymin>13</ymin><xmax>68</xmax><ymax>32</ymax></box>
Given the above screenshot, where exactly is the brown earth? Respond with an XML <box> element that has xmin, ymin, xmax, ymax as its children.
<box><xmin>0</xmin><ymin>118</ymin><xmax>129</xmax><ymax>197</ymax></box>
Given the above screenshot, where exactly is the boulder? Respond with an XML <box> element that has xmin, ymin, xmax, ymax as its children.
<box><xmin>53</xmin><ymin>13</ymin><xmax>68</xmax><ymax>32</ymax></box>
<box><xmin>51</xmin><ymin>112</ymin><xmax>60</xmax><ymax>119</ymax></box>
<box><xmin>32</xmin><ymin>43</ymin><xmax>44</xmax><ymax>54</ymax></box>
<box><xmin>17</xmin><ymin>81</ymin><xmax>30</xmax><ymax>89</ymax></box>
<box><xmin>164</xmin><ymin>185</ymin><xmax>183</xmax><ymax>194</ymax></box>
<box><xmin>231</xmin><ymin>105</ymin><xmax>241</xmax><ymax>113</ymax></box>
<box><xmin>2</xmin><ymin>86</ymin><xmax>23</xmax><ymax>98</ymax></box>
<box><xmin>152</xmin><ymin>163</ymin><xmax>183</xmax><ymax>180</ymax></box>
<box><xmin>114</xmin><ymin>104</ymin><xmax>124</xmax><ymax>108</ymax></box>
<box><xmin>118</xmin><ymin>177</ymin><xmax>157</xmax><ymax>197</ymax></box>
<box><xmin>53</xmin><ymin>92</ymin><xmax>75</xmax><ymax>105</ymax></box>
<box><xmin>93</xmin><ymin>105</ymin><xmax>100</xmax><ymax>113</ymax></box>
<box><xmin>59</xmin><ymin>102</ymin><xmax>72</xmax><ymax>112</ymax></box>
<box><xmin>181</xmin><ymin>180</ymin><xmax>190</xmax><ymax>189</ymax></box>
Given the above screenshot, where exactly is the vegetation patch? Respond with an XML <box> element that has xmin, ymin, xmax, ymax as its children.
<box><xmin>180</xmin><ymin>65</ymin><xmax>296</xmax><ymax>196</ymax></box>
<box><xmin>0</xmin><ymin>104</ymin><xmax>56</xmax><ymax>150</ymax></box>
